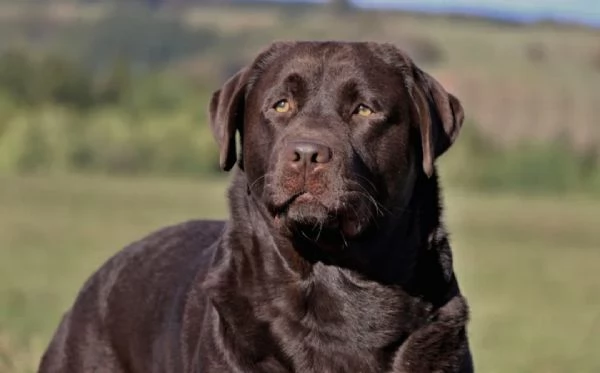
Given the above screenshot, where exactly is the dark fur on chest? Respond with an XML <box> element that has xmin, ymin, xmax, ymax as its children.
<box><xmin>200</xmin><ymin>172</ymin><xmax>464</xmax><ymax>373</ymax></box>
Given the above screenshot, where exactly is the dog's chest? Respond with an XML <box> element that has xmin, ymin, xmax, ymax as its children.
<box><xmin>259</xmin><ymin>264</ymin><xmax>432</xmax><ymax>373</ymax></box>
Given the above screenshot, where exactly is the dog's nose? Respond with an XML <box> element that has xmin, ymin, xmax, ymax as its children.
<box><xmin>285</xmin><ymin>141</ymin><xmax>332</xmax><ymax>167</ymax></box>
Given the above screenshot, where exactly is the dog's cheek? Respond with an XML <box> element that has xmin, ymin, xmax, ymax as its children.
<box><xmin>341</xmin><ymin>214</ymin><xmax>362</xmax><ymax>237</ymax></box>
<box><xmin>365</xmin><ymin>124</ymin><xmax>412</xmax><ymax>185</ymax></box>
<box><xmin>339</xmin><ymin>197</ymin><xmax>373</xmax><ymax>238</ymax></box>
<box><xmin>245</xmin><ymin>125</ymin><xmax>278</xmax><ymax>192</ymax></box>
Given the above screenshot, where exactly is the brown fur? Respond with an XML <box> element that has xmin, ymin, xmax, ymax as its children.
<box><xmin>39</xmin><ymin>41</ymin><xmax>473</xmax><ymax>373</ymax></box>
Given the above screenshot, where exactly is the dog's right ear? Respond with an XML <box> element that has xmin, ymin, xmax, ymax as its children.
<box><xmin>209</xmin><ymin>67</ymin><xmax>251</xmax><ymax>171</ymax></box>
<box><xmin>410</xmin><ymin>66</ymin><xmax>464</xmax><ymax>178</ymax></box>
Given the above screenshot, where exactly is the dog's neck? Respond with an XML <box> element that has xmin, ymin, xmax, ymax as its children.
<box><xmin>217</xmin><ymin>168</ymin><xmax>454</xmax><ymax>300</ymax></box>
<box><xmin>202</xmin><ymin>169</ymin><xmax>457</xmax><ymax>371</ymax></box>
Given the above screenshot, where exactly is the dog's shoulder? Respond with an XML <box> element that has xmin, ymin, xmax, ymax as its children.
<box><xmin>40</xmin><ymin>220</ymin><xmax>227</xmax><ymax>372</ymax></box>
<box><xmin>96</xmin><ymin>219</ymin><xmax>225</xmax><ymax>292</ymax></box>
<box><xmin>68</xmin><ymin>219</ymin><xmax>225</xmax><ymax>323</ymax></box>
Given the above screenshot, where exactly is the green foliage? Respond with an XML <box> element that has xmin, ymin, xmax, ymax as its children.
<box><xmin>0</xmin><ymin>47</ymin><xmax>598</xmax><ymax>192</ymax></box>
<box><xmin>0</xmin><ymin>6</ymin><xmax>598</xmax><ymax>193</ymax></box>
<box><xmin>76</xmin><ymin>8</ymin><xmax>218</xmax><ymax>69</ymax></box>
<box><xmin>0</xmin><ymin>50</ymin><xmax>38</xmax><ymax>105</ymax></box>
<box><xmin>37</xmin><ymin>54</ymin><xmax>96</xmax><ymax>109</ymax></box>
<box><xmin>0</xmin><ymin>51</ymin><xmax>221</xmax><ymax>175</ymax></box>
<box><xmin>0</xmin><ymin>104</ymin><xmax>219</xmax><ymax>176</ymax></box>
<box><xmin>441</xmin><ymin>124</ymin><xmax>600</xmax><ymax>194</ymax></box>
<box><xmin>0</xmin><ymin>50</ymin><xmax>97</xmax><ymax>109</ymax></box>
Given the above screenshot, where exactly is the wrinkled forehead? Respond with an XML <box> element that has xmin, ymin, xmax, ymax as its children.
<box><xmin>248</xmin><ymin>42</ymin><xmax>408</xmax><ymax>96</ymax></box>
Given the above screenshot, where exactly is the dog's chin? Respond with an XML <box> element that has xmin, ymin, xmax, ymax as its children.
<box><xmin>272</xmin><ymin>193</ymin><xmax>371</xmax><ymax>245</ymax></box>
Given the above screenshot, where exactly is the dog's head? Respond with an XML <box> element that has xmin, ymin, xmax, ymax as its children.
<box><xmin>210</xmin><ymin>42</ymin><xmax>463</xmax><ymax>244</ymax></box>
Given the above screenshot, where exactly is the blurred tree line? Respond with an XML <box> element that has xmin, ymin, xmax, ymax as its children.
<box><xmin>0</xmin><ymin>1</ymin><xmax>597</xmax><ymax>194</ymax></box>
<box><xmin>0</xmin><ymin>50</ymin><xmax>123</xmax><ymax>109</ymax></box>
<box><xmin>0</xmin><ymin>48</ymin><xmax>220</xmax><ymax>175</ymax></box>
<box><xmin>0</xmin><ymin>7</ymin><xmax>228</xmax><ymax>176</ymax></box>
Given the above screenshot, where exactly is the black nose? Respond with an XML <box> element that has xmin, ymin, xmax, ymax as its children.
<box><xmin>285</xmin><ymin>141</ymin><xmax>332</xmax><ymax>167</ymax></box>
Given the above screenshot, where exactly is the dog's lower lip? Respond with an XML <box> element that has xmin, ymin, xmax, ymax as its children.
<box><xmin>341</xmin><ymin>216</ymin><xmax>362</xmax><ymax>237</ymax></box>
<box><xmin>294</xmin><ymin>192</ymin><xmax>316</xmax><ymax>203</ymax></box>
<box><xmin>276</xmin><ymin>191</ymin><xmax>318</xmax><ymax>210</ymax></box>
<box><xmin>273</xmin><ymin>192</ymin><xmax>306</xmax><ymax>216</ymax></box>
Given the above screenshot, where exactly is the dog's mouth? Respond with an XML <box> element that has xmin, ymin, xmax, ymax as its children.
<box><xmin>272</xmin><ymin>192</ymin><xmax>331</xmax><ymax>227</ymax></box>
<box><xmin>270</xmin><ymin>191</ymin><xmax>373</xmax><ymax>242</ymax></box>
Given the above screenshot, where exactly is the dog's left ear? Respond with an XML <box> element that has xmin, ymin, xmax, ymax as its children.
<box><xmin>409</xmin><ymin>66</ymin><xmax>464</xmax><ymax>177</ymax></box>
<box><xmin>209</xmin><ymin>67</ymin><xmax>251</xmax><ymax>171</ymax></box>
<box><xmin>209</xmin><ymin>41</ymin><xmax>297</xmax><ymax>171</ymax></box>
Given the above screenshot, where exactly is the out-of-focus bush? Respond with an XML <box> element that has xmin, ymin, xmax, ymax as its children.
<box><xmin>0</xmin><ymin>50</ymin><xmax>38</xmax><ymax>105</ymax></box>
<box><xmin>0</xmin><ymin>19</ymin><xmax>598</xmax><ymax>193</ymax></box>
<box><xmin>0</xmin><ymin>104</ymin><xmax>219</xmax><ymax>176</ymax></box>
<box><xmin>0</xmin><ymin>6</ymin><xmax>220</xmax><ymax>71</ymax></box>
<box><xmin>77</xmin><ymin>8</ymin><xmax>218</xmax><ymax>69</ymax></box>
<box><xmin>0</xmin><ymin>49</ymin><xmax>220</xmax><ymax>176</ymax></box>
<box><xmin>37</xmin><ymin>54</ymin><xmax>96</xmax><ymax>109</ymax></box>
<box><xmin>440</xmin><ymin>124</ymin><xmax>600</xmax><ymax>194</ymax></box>
<box><xmin>0</xmin><ymin>48</ymin><xmax>598</xmax><ymax>191</ymax></box>
<box><xmin>0</xmin><ymin>50</ymin><xmax>96</xmax><ymax>109</ymax></box>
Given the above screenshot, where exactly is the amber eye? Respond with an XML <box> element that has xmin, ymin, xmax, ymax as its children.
<box><xmin>274</xmin><ymin>99</ymin><xmax>291</xmax><ymax>113</ymax></box>
<box><xmin>354</xmin><ymin>104</ymin><xmax>374</xmax><ymax>117</ymax></box>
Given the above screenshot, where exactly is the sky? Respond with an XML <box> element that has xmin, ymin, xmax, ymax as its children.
<box><xmin>260</xmin><ymin>0</ymin><xmax>600</xmax><ymax>27</ymax></box>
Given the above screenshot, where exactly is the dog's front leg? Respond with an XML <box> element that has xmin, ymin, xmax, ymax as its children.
<box><xmin>388</xmin><ymin>295</ymin><xmax>473</xmax><ymax>373</ymax></box>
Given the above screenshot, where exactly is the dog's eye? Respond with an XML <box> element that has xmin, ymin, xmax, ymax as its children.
<box><xmin>274</xmin><ymin>99</ymin><xmax>291</xmax><ymax>113</ymax></box>
<box><xmin>354</xmin><ymin>104</ymin><xmax>374</xmax><ymax>117</ymax></box>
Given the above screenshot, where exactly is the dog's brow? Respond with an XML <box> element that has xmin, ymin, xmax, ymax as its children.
<box><xmin>247</xmin><ymin>55</ymin><xmax>316</xmax><ymax>96</ymax></box>
<box><xmin>283</xmin><ymin>72</ymin><xmax>305</xmax><ymax>85</ymax></box>
<box><xmin>338</xmin><ymin>80</ymin><xmax>360</xmax><ymax>103</ymax></box>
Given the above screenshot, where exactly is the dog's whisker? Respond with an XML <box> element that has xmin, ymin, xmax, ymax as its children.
<box><xmin>352</xmin><ymin>190</ymin><xmax>388</xmax><ymax>217</ymax></box>
<box><xmin>343</xmin><ymin>178</ymin><xmax>391</xmax><ymax>216</ymax></box>
<box><xmin>355</xmin><ymin>174</ymin><xmax>378</xmax><ymax>192</ymax></box>
<box><xmin>315</xmin><ymin>221</ymin><xmax>324</xmax><ymax>242</ymax></box>
<box><xmin>340</xmin><ymin>231</ymin><xmax>349</xmax><ymax>249</ymax></box>
<box><xmin>300</xmin><ymin>230</ymin><xmax>312</xmax><ymax>242</ymax></box>
<box><xmin>249</xmin><ymin>172</ymin><xmax>276</xmax><ymax>193</ymax></box>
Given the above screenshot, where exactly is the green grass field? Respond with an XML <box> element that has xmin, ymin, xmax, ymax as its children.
<box><xmin>1</xmin><ymin>174</ymin><xmax>599</xmax><ymax>373</ymax></box>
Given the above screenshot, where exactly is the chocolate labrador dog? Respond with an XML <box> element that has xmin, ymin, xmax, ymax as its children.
<box><xmin>39</xmin><ymin>41</ymin><xmax>473</xmax><ymax>373</ymax></box>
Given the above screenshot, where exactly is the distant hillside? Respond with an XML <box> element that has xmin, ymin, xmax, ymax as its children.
<box><xmin>243</xmin><ymin>0</ymin><xmax>600</xmax><ymax>27</ymax></box>
<box><xmin>0</xmin><ymin>1</ymin><xmax>598</xmax><ymax>150</ymax></box>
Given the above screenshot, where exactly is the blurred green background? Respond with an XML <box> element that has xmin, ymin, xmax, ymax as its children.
<box><xmin>0</xmin><ymin>1</ymin><xmax>599</xmax><ymax>372</ymax></box>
